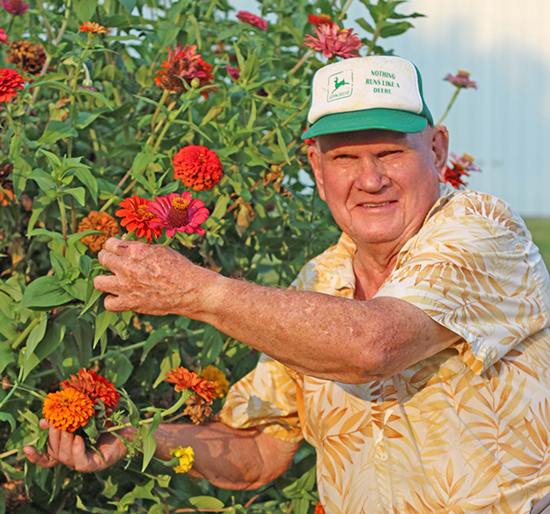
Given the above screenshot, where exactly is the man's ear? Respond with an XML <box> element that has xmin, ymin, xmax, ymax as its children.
<box><xmin>431</xmin><ymin>125</ymin><xmax>449</xmax><ymax>182</ymax></box>
<box><xmin>307</xmin><ymin>143</ymin><xmax>327</xmax><ymax>201</ymax></box>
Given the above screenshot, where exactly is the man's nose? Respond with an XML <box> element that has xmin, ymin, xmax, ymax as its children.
<box><xmin>353</xmin><ymin>157</ymin><xmax>391</xmax><ymax>192</ymax></box>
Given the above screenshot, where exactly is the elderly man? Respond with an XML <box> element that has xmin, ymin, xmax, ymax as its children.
<box><xmin>25</xmin><ymin>56</ymin><xmax>550</xmax><ymax>514</ymax></box>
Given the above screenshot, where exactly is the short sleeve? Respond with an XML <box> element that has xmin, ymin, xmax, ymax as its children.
<box><xmin>218</xmin><ymin>353</ymin><xmax>304</xmax><ymax>444</ymax></box>
<box><xmin>376</xmin><ymin>191</ymin><xmax>550</xmax><ymax>374</ymax></box>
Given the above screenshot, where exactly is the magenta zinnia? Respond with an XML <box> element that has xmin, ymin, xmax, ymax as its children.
<box><xmin>304</xmin><ymin>24</ymin><xmax>363</xmax><ymax>59</ymax></box>
<box><xmin>116</xmin><ymin>195</ymin><xmax>162</xmax><ymax>242</ymax></box>
<box><xmin>0</xmin><ymin>29</ymin><xmax>8</xmax><ymax>45</ymax></box>
<box><xmin>444</xmin><ymin>70</ymin><xmax>478</xmax><ymax>89</ymax></box>
<box><xmin>237</xmin><ymin>10</ymin><xmax>268</xmax><ymax>31</ymax></box>
<box><xmin>148</xmin><ymin>192</ymin><xmax>210</xmax><ymax>237</ymax></box>
<box><xmin>0</xmin><ymin>68</ymin><xmax>24</xmax><ymax>102</ymax></box>
<box><xmin>1</xmin><ymin>0</ymin><xmax>29</xmax><ymax>15</ymax></box>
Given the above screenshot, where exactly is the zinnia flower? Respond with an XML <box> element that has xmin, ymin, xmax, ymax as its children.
<box><xmin>304</xmin><ymin>24</ymin><xmax>363</xmax><ymax>59</ymax></box>
<box><xmin>1</xmin><ymin>0</ymin><xmax>28</xmax><ymax>15</ymax></box>
<box><xmin>147</xmin><ymin>192</ymin><xmax>210</xmax><ymax>237</ymax></box>
<box><xmin>444</xmin><ymin>70</ymin><xmax>478</xmax><ymax>89</ymax></box>
<box><xmin>154</xmin><ymin>43</ymin><xmax>214</xmax><ymax>98</ymax></box>
<box><xmin>164</xmin><ymin>366</ymin><xmax>216</xmax><ymax>403</ymax></box>
<box><xmin>0</xmin><ymin>29</ymin><xmax>8</xmax><ymax>45</ymax></box>
<box><xmin>302</xmin><ymin>128</ymin><xmax>315</xmax><ymax>146</ymax></box>
<box><xmin>183</xmin><ymin>395</ymin><xmax>214</xmax><ymax>425</ymax></box>
<box><xmin>199</xmin><ymin>365</ymin><xmax>229</xmax><ymax>399</ymax></box>
<box><xmin>42</xmin><ymin>387</ymin><xmax>96</xmax><ymax>432</ymax></box>
<box><xmin>314</xmin><ymin>501</ymin><xmax>326</xmax><ymax>514</ymax></box>
<box><xmin>226</xmin><ymin>65</ymin><xmax>240</xmax><ymax>80</ymax></box>
<box><xmin>307</xmin><ymin>13</ymin><xmax>337</xmax><ymax>28</ymax></box>
<box><xmin>61</xmin><ymin>368</ymin><xmax>120</xmax><ymax>412</ymax></box>
<box><xmin>77</xmin><ymin>211</ymin><xmax>120</xmax><ymax>253</ymax></box>
<box><xmin>237</xmin><ymin>10</ymin><xmax>268</xmax><ymax>31</ymax></box>
<box><xmin>169</xmin><ymin>446</ymin><xmax>194</xmax><ymax>473</ymax></box>
<box><xmin>0</xmin><ymin>68</ymin><xmax>24</xmax><ymax>102</ymax></box>
<box><xmin>6</xmin><ymin>40</ymin><xmax>46</xmax><ymax>75</ymax></box>
<box><xmin>115</xmin><ymin>195</ymin><xmax>162</xmax><ymax>242</ymax></box>
<box><xmin>444</xmin><ymin>152</ymin><xmax>481</xmax><ymax>189</ymax></box>
<box><xmin>172</xmin><ymin>145</ymin><xmax>223</xmax><ymax>191</ymax></box>
<box><xmin>79</xmin><ymin>21</ymin><xmax>107</xmax><ymax>34</ymax></box>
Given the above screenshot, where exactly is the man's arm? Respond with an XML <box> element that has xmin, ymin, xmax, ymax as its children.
<box><xmin>24</xmin><ymin>419</ymin><xmax>300</xmax><ymax>490</ymax></box>
<box><xmin>94</xmin><ymin>238</ymin><xmax>460</xmax><ymax>384</ymax></box>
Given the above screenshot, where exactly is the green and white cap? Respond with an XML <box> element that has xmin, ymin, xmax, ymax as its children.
<box><xmin>302</xmin><ymin>55</ymin><xmax>433</xmax><ymax>139</ymax></box>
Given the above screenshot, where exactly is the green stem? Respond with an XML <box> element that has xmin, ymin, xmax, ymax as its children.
<box><xmin>3</xmin><ymin>105</ymin><xmax>19</xmax><ymax>137</ymax></box>
<box><xmin>11</xmin><ymin>317</ymin><xmax>41</xmax><ymax>350</ymax></box>
<box><xmin>0</xmin><ymin>438</ymin><xmax>38</xmax><ymax>461</ymax></box>
<box><xmin>436</xmin><ymin>87</ymin><xmax>461</xmax><ymax>125</ymax></box>
<box><xmin>57</xmin><ymin>195</ymin><xmax>68</xmax><ymax>255</ymax></box>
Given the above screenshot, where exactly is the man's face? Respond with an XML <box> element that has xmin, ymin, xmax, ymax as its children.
<box><xmin>308</xmin><ymin>127</ymin><xmax>448</xmax><ymax>253</ymax></box>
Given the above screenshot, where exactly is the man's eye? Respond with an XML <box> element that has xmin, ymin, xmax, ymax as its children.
<box><xmin>378</xmin><ymin>150</ymin><xmax>401</xmax><ymax>158</ymax></box>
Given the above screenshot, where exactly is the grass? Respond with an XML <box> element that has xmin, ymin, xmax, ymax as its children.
<box><xmin>524</xmin><ymin>218</ymin><xmax>550</xmax><ymax>270</ymax></box>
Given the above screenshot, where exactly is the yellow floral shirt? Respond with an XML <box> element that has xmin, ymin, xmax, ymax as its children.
<box><xmin>219</xmin><ymin>183</ymin><xmax>550</xmax><ymax>514</ymax></box>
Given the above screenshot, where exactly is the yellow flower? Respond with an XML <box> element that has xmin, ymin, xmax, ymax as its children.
<box><xmin>170</xmin><ymin>446</ymin><xmax>194</xmax><ymax>473</ymax></box>
<box><xmin>199</xmin><ymin>365</ymin><xmax>230</xmax><ymax>399</ymax></box>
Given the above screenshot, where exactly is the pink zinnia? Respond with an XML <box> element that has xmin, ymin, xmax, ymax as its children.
<box><xmin>304</xmin><ymin>24</ymin><xmax>363</xmax><ymax>59</ymax></box>
<box><xmin>1</xmin><ymin>0</ymin><xmax>29</xmax><ymax>15</ymax></box>
<box><xmin>226</xmin><ymin>65</ymin><xmax>240</xmax><ymax>80</ymax></box>
<box><xmin>444</xmin><ymin>70</ymin><xmax>478</xmax><ymax>89</ymax></box>
<box><xmin>148</xmin><ymin>192</ymin><xmax>209</xmax><ymax>237</ymax></box>
<box><xmin>444</xmin><ymin>152</ymin><xmax>481</xmax><ymax>189</ymax></box>
<box><xmin>237</xmin><ymin>10</ymin><xmax>268</xmax><ymax>31</ymax></box>
<box><xmin>0</xmin><ymin>29</ymin><xmax>8</xmax><ymax>45</ymax></box>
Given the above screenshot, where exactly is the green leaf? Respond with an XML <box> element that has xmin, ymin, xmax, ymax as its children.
<box><xmin>139</xmin><ymin>413</ymin><xmax>160</xmax><ymax>472</ymax></box>
<box><xmin>22</xmin><ymin>322</ymin><xmax>65</xmax><ymax>380</ymax></box>
<box><xmin>187</xmin><ymin>13</ymin><xmax>201</xmax><ymax>48</ymax></box>
<box><xmin>75</xmin><ymin>88</ymin><xmax>113</xmax><ymax>110</ymax></box>
<box><xmin>62</xmin><ymin>187</ymin><xmax>86</xmax><ymax>206</ymax></box>
<box><xmin>132</xmin><ymin>152</ymin><xmax>157</xmax><ymax>175</ymax></box>
<box><xmin>140</xmin><ymin>327</ymin><xmax>171</xmax><ymax>363</ymax></box>
<box><xmin>73</xmin><ymin>168</ymin><xmax>99</xmax><ymax>205</ymax></box>
<box><xmin>276</xmin><ymin>128</ymin><xmax>291</xmax><ymax>165</ymax></box>
<box><xmin>188</xmin><ymin>497</ymin><xmax>225</xmax><ymax>509</ymax></box>
<box><xmin>29</xmin><ymin>80</ymin><xmax>72</xmax><ymax>94</ymax></box>
<box><xmin>93</xmin><ymin>306</ymin><xmax>118</xmax><ymax>348</ymax></box>
<box><xmin>119</xmin><ymin>0</ymin><xmax>136</xmax><ymax>13</ymax></box>
<box><xmin>0</xmin><ymin>345</ymin><xmax>15</xmax><ymax>374</ymax></box>
<box><xmin>26</xmin><ymin>228</ymin><xmax>65</xmax><ymax>245</ymax></box>
<box><xmin>355</xmin><ymin>17</ymin><xmax>375</xmax><ymax>34</ymax></box>
<box><xmin>104</xmin><ymin>352</ymin><xmax>133</xmax><ymax>387</ymax></box>
<box><xmin>201</xmin><ymin>325</ymin><xmax>224</xmax><ymax>368</ymax></box>
<box><xmin>74</xmin><ymin>0</ymin><xmax>98</xmax><ymax>20</ymax></box>
<box><xmin>19</xmin><ymin>276</ymin><xmax>73</xmax><ymax>310</ymax></box>
<box><xmin>0</xmin><ymin>412</ymin><xmax>16</xmax><ymax>432</ymax></box>
<box><xmin>26</xmin><ymin>315</ymin><xmax>48</xmax><ymax>355</ymax></box>
<box><xmin>135</xmin><ymin>64</ymin><xmax>153</xmax><ymax>88</ymax></box>
<box><xmin>75</xmin><ymin>111</ymin><xmax>101</xmax><ymax>130</ymax></box>
<box><xmin>152</xmin><ymin>347</ymin><xmax>181</xmax><ymax>388</ymax></box>
<box><xmin>38</xmin><ymin>120</ymin><xmax>78</xmax><ymax>144</ymax></box>
<box><xmin>379</xmin><ymin>21</ymin><xmax>414</xmax><ymax>38</ymax></box>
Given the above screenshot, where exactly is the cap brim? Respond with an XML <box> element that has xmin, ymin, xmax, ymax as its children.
<box><xmin>302</xmin><ymin>108</ymin><xmax>428</xmax><ymax>139</ymax></box>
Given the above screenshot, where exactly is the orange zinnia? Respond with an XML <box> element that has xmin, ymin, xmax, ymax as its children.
<box><xmin>172</xmin><ymin>145</ymin><xmax>223</xmax><ymax>191</ymax></box>
<box><xmin>314</xmin><ymin>501</ymin><xmax>325</xmax><ymax>514</ymax></box>
<box><xmin>42</xmin><ymin>387</ymin><xmax>95</xmax><ymax>432</ymax></box>
<box><xmin>79</xmin><ymin>21</ymin><xmax>107</xmax><ymax>34</ymax></box>
<box><xmin>61</xmin><ymin>368</ymin><xmax>120</xmax><ymax>412</ymax></box>
<box><xmin>164</xmin><ymin>367</ymin><xmax>216</xmax><ymax>404</ymax></box>
<box><xmin>77</xmin><ymin>211</ymin><xmax>119</xmax><ymax>253</ymax></box>
<box><xmin>115</xmin><ymin>195</ymin><xmax>162</xmax><ymax>242</ymax></box>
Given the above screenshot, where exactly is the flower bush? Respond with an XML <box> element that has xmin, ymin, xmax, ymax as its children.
<box><xmin>0</xmin><ymin>0</ymin><xmax>477</xmax><ymax>512</ymax></box>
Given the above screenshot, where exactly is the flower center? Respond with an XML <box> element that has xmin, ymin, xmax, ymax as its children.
<box><xmin>167</xmin><ymin>198</ymin><xmax>189</xmax><ymax>227</ymax></box>
<box><xmin>137</xmin><ymin>205</ymin><xmax>153</xmax><ymax>219</ymax></box>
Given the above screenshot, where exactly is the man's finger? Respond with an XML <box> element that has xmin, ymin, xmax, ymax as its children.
<box><xmin>103</xmin><ymin>294</ymin><xmax>131</xmax><ymax>313</ymax></box>
<box><xmin>104</xmin><ymin>237</ymin><xmax>130</xmax><ymax>255</ymax></box>
<box><xmin>23</xmin><ymin>446</ymin><xmax>58</xmax><ymax>468</ymax></box>
<box><xmin>94</xmin><ymin>274</ymin><xmax>119</xmax><ymax>294</ymax></box>
<box><xmin>71</xmin><ymin>434</ymin><xmax>94</xmax><ymax>472</ymax></box>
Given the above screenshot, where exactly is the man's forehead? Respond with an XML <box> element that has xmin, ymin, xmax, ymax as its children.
<box><xmin>317</xmin><ymin>129</ymin><xmax>412</xmax><ymax>152</ymax></box>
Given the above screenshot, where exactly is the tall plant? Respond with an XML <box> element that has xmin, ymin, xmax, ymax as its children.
<box><xmin>0</xmin><ymin>1</ymin><xmax>430</xmax><ymax>512</ymax></box>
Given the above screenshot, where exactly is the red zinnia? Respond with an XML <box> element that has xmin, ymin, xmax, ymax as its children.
<box><xmin>0</xmin><ymin>29</ymin><xmax>8</xmax><ymax>45</ymax></box>
<box><xmin>79</xmin><ymin>21</ymin><xmax>107</xmax><ymax>34</ymax></box>
<box><xmin>173</xmin><ymin>145</ymin><xmax>223</xmax><ymax>191</ymax></box>
<box><xmin>164</xmin><ymin>367</ymin><xmax>216</xmax><ymax>404</ymax></box>
<box><xmin>307</xmin><ymin>13</ymin><xmax>337</xmax><ymax>28</ymax></box>
<box><xmin>237</xmin><ymin>10</ymin><xmax>268</xmax><ymax>31</ymax></box>
<box><xmin>154</xmin><ymin>43</ymin><xmax>214</xmax><ymax>99</ymax></box>
<box><xmin>0</xmin><ymin>68</ymin><xmax>24</xmax><ymax>102</ymax></box>
<box><xmin>444</xmin><ymin>152</ymin><xmax>481</xmax><ymax>189</ymax></box>
<box><xmin>61</xmin><ymin>368</ymin><xmax>120</xmax><ymax>412</ymax></box>
<box><xmin>147</xmin><ymin>192</ymin><xmax>210</xmax><ymax>237</ymax></box>
<box><xmin>115</xmin><ymin>195</ymin><xmax>162</xmax><ymax>242</ymax></box>
<box><xmin>1</xmin><ymin>0</ymin><xmax>29</xmax><ymax>15</ymax></box>
<box><xmin>304</xmin><ymin>24</ymin><xmax>363</xmax><ymax>59</ymax></box>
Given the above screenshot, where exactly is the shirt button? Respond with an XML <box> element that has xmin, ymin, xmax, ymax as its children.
<box><xmin>379</xmin><ymin>453</ymin><xmax>388</xmax><ymax>461</ymax></box>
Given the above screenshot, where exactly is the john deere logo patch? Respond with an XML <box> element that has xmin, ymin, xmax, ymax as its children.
<box><xmin>327</xmin><ymin>69</ymin><xmax>353</xmax><ymax>102</ymax></box>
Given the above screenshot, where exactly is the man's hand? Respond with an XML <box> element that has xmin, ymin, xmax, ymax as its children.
<box><xmin>23</xmin><ymin>419</ymin><xmax>129</xmax><ymax>472</ymax></box>
<box><xmin>93</xmin><ymin>238</ymin><xmax>219</xmax><ymax>317</ymax></box>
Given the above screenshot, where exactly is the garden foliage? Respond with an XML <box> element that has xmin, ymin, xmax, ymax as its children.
<box><xmin>0</xmin><ymin>0</ymin><xmax>424</xmax><ymax>512</ymax></box>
